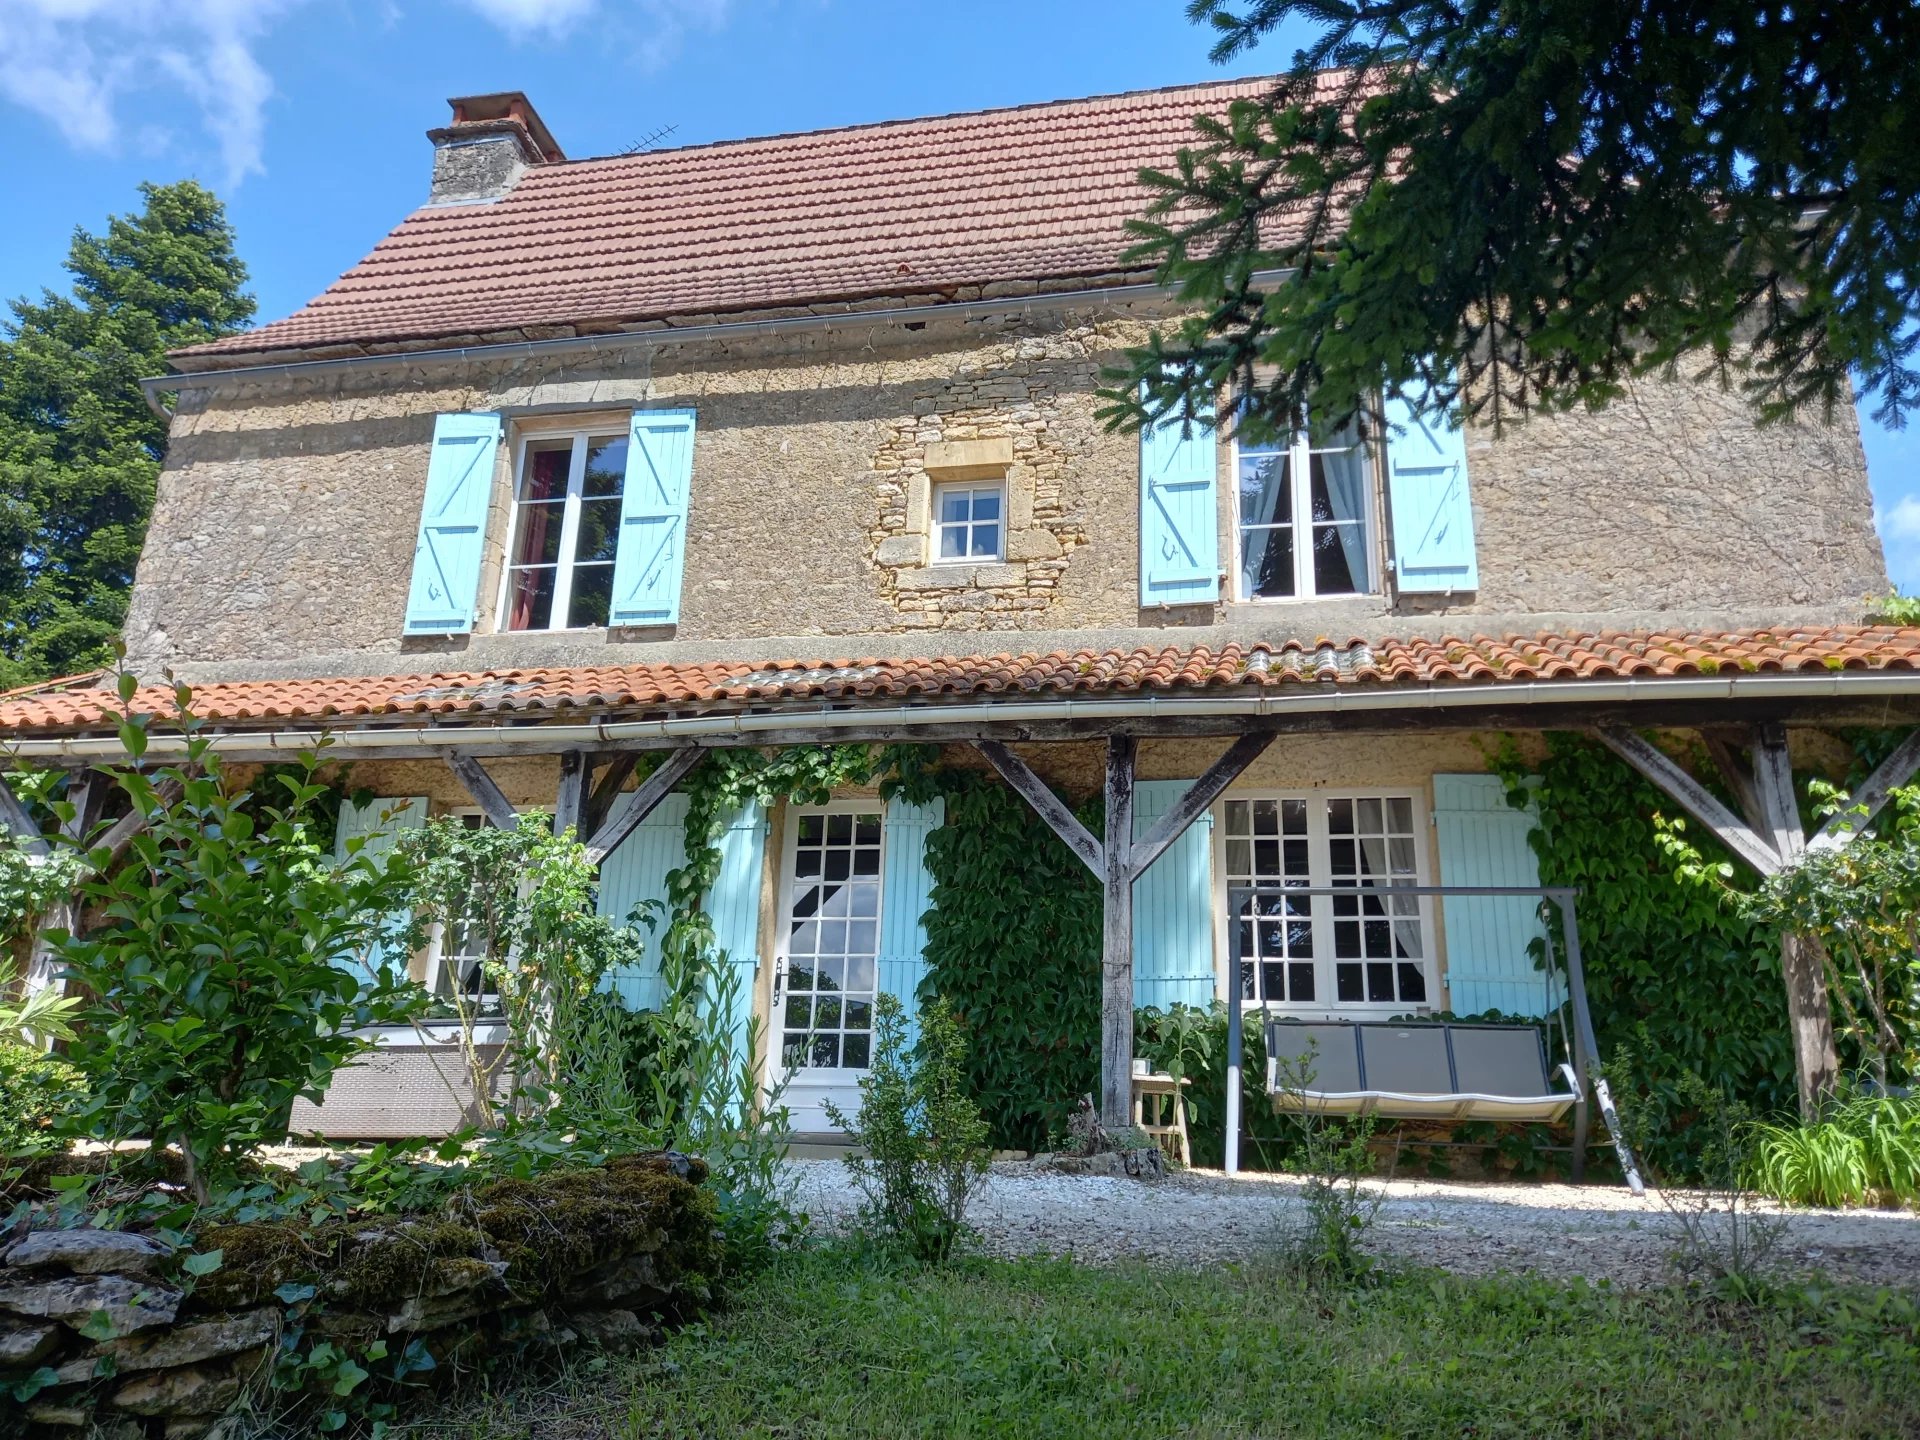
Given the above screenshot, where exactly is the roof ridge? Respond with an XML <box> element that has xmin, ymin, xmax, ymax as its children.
<box><xmin>549</xmin><ymin>72</ymin><xmax>1287</xmax><ymax>172</ymax></box>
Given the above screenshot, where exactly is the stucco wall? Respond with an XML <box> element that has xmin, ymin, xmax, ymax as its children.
<box><xmin>126</xmin><ymin>300</ymin><xmax>1885</xmax><ymax>680</ymax></box>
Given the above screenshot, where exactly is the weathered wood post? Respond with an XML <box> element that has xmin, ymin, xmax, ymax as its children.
<box><xmin>1101</xmin><ymin>735</ymin><xmax>1136</xmax><ymax>1130</ymax></box>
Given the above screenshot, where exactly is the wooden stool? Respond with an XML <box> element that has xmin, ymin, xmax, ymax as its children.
<box><xmin>1131</xmin><ymin>1069</ymin><xmax>1191</xmax><ymax>1166</ymax></box>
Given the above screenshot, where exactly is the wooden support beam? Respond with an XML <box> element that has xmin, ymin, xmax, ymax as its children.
<box><xmin>90</xmin><ymin>779</ymin><xmax>183</xmax><ymax>866</ymax></box>
<box><xmin>973</xmin><ymin>740</ymin><xmax>1103</xmax><ymax>878</ymax></box>
<box><xmin>1594</xmin><ymin>725</ymin><xmax>1782</xmax><ymax>877</ymax></box>
<box><xmin>551</xmin><ymin>750</ymin><xmax>589</xmax><ymax>838</ymax></box>
<box><xmin>0</xmin><ymin>776</ymin><xmax>50</xmax><ymax>858</ymax></box>
<box><xmin>1810</xmin><ymin>727</ymin><xmax>1920</xmax><ymax>853</ymax></box>
<box><xmin>61</xmin><ymin>772</ymin><xmax>102</xmax><ymax>843</ymax></box>
<box><xmin>1100</xmin><ymin>735</ymin><xmax>1137</xmax><ymax>1130</ymax></box>
<box><xmin>1130</xmin><ymin>731</ymin><xmax>1276</xmax><ymax>878</ymax></box>
<box><xmin>585</xmin><ymin>747</ymin><xmax>704</xmax><ymax>864</ymax></box>
<box><xmin>583</xmin><ymin>753</ymin><xmax>638</xmax><ymax>837</ymax></box>
<box><xmin>444</xmin><ymin>753</ymin><xmax>519</xmax><ymax>831</ymax></box>
<box><xmin>1701</xmin><ymin>731</ymin><xmax>1766</xmax><ymax>835</ymax></box>
<box><xmin>1749</xmin><ymin>723</ymin><xmax>1839</xmax><ymax>1118</ymax></box>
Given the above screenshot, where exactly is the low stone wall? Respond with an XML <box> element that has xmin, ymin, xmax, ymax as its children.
<box><xmin>1</xmin><ymin>1152</ymin><xmax>720</xmax><ymax>1438</ymax></box>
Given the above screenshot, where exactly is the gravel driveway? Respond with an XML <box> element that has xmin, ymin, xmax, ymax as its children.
<box><xmin>788</xmin><ymin>1159</ymin><xmax>1920</xmax><ymax>1288</ymax></box>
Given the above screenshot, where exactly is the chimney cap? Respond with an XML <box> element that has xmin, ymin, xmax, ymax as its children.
<box><xmin>445</xmin><ymin>92</ymin><xmax>564</xmax><ymax>163</ymax></box>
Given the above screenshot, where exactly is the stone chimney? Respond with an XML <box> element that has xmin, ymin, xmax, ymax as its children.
<box><xmin>427</xmin><ymin>92</ymin><xmax>564</xmax><ymax>205</ymax></box>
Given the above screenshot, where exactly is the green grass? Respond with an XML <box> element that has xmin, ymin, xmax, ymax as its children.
<box><xmin>425</xmin><ymin>1248</ymin><xmax>1920</xmax><ymax>1440</ymax></box>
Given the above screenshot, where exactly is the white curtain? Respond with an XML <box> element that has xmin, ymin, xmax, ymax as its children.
<box><xmin>1320</xmin><ymin>439</ymin><xmax>1369</xmax><ymax>592</ymax></box>
<box><xmin>1239</xmin><ymin>450</ymin><xmax>1288</xmax><ymax>596</ymax></box>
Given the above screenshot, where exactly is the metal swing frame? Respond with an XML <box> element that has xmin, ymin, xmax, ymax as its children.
<box><xmin>1222</xmin><ymin>883</ymin><xmax>1644</xmax><ymax>1192</ymax></box>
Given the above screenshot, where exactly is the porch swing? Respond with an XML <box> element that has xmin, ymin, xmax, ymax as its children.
<box><xmin>1225</xmin><ymin>883</ymin><xmax>1644</xmax><ymax>1191</ymax></box>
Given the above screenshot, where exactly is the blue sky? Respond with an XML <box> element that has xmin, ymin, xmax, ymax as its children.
<box><xmin>1</xmin><ymin>0</ymin><xmax>1914</xmax><ymax>592</ymax></box>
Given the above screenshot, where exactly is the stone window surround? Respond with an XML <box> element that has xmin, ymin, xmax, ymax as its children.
<box><xmin>875</xmin><ymin>437</ymin><xmax>1059</xmax><ymax>587</ymax></box>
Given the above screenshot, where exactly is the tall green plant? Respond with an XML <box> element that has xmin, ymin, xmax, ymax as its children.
<box><xmin>395</xmin><ymin>813</ymin><xmax>645</xmax><ymax>1133</ymax></box>
<box><xmin>56</xmin><ymin>683</ymin><xmax>421</xmax><ymax>1201</ymax></box>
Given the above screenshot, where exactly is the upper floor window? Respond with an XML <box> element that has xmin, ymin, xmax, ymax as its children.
<box><xmin>1234</xmin><ymin>419</ymin><xmax>1373</xmax><ymax>601</ymax></box>
<box><xmin>933</xmin><ymin>482</ymin><xmax>1004</xmax><ymax>563</ymax></box>
<box><xmin>501</xmin><ymin>430</ymin><xmax>628</xmax><ymax>631</ymax></box>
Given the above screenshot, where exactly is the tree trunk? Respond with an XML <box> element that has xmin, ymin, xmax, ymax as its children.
<box><xmin>1780</xmin><ymin>930</ymin><xmax>1839</xmax><ymax>1119</ymax></box>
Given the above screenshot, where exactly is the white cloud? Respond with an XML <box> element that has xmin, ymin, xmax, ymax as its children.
<box><xmin>1874</xmin><ymin>493</ymin><xmax>1920</xmax><ymax>594</ymax></box>
<box><xmin>0</xmin><ymin>0</ymin><xmax>305</xmax><ymax>187</ymax></box>
<box><xmin>453</xmin><ymin>0</ymin><xmax>736</xmax><ymax>67</ymax></box>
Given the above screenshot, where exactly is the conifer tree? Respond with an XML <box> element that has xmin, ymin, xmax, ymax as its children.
<box><xmin>1112</xmin><ymin>1</ymin><xmax>1918</xmax><ymax>439</ymax></box>
<box><xmin>0</xmin><ymin>182</ymin><xmax>254</xmax><ymax>689</ymax></box>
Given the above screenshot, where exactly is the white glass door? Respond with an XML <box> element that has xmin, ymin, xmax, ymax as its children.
<box><xmin>772</xmin><ymin>805</ymin><xmax>884</xmax><ymax>1131</ymax></box>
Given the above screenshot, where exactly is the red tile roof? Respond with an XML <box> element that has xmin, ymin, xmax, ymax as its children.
<box><xmin>4</xmin><ymin>628</ymin><xmax>1916</xmax><ymax>737</ymax></box>
<box><xmin>173</xmin><ymin>77</ymin><xmax>1290</xmax><ymax>363</ymax></box>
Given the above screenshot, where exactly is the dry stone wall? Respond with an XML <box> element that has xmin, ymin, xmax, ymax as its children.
<box><xmin>125</xmin><ymin>298</ymin><xmax>1886</xmax><ymax>681</ymax></box>
<box><xmin>0</xmin><ymin>1153</ymin><xmax>719</xmax><ymax>1439</ymax></box>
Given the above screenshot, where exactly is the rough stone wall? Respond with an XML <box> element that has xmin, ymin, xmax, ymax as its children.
<box><xmin>125</xmin><ymin>299</ymin><xmax>1885</xmax><ymax>680</ymax></box>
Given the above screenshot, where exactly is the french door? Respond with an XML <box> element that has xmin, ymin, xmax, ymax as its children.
<box><xmin>771</xmin><ymin>803</ymin><xmax>885</xmax><ymax>1131</ymax></box>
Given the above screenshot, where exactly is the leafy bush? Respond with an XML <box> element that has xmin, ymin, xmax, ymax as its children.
<box><xmin>1267</xmin><ymin>1044</ymin><xmax>1383</xmax><ymax>1282</ymax></box>
<box><xmin>55</xmin><ymin>686</ymin><xmax>423</xmax><ymax>1201</ymax></box>
<box><xmin>0</xmin><ymin>1041</ymin><xmax>83</xmax><ymax>1155</ymax></box>
<box><xmin>1751</xmin><ymin>1094</ymin><xmax>1920</xmax><ymax>1208</ymax></box>
<box><xmin>828</xmin><ymin>994</ymin><xmax>990</xmax><ymax>1264</ymax></box>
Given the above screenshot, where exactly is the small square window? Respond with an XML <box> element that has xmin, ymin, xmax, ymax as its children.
<box><xmin>932</xmin><ymin>483</ymin><xmax>1004</xmax><ymax>563</ymax></box>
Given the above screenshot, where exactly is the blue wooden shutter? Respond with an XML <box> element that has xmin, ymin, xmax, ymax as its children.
<box><xmin>333</xmin><ymin>796</ymin><xmax>428</xmax><ymax>981</ymax></box>
<box><xmin>610</xmin><ymin>409</ymin><xmax>697</xmax><ymax>626</ymax></box>
<box><xmin>595</xmin><ymin>793</ymin><xmax>692</xmax><ymax>1012</ymax></box>
<box><xmin>1131</xmin><ymin>779</ymin><xmax>1216</xmax><ymax>1009</ymax></box>
<box><xmin>404</xmin><ymin>414</ymin><xmax>500</xmax><ymax>635</ymax></box>
<box><xmin>1431</xmin><ymin>774</ymin><xmax>1553</xmax><ymax>1017</ymax></box>
<box><xmin>1138</xmin><ymin>384</ymin><xmax>1220</xmax><ymax>606</ymax></box>
<box><xmin>1384</xmin><ymin>379</ymin><xmax>1477</xmax><ymax>593</ymax></box>
<box><xmin>706</xmin><ymin>801</ymin><xmax>767</xmax><ymax>1059</ymax></box>
<box><xmin>878</xmin><ymin>795</ymin><xmax>944</xmax><ymax>1049</ymax></box>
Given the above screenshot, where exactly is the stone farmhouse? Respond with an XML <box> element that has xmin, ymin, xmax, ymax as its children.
<box><xmin>3</xmin><ymin>81</ymin><xmax>1917</xmax><ymax>1154</ymax></box>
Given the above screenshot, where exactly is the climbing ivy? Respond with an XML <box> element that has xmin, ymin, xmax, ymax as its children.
<box><xmin>912</xmin><ymin>771</ymin><xmax>1103</xmax><ymax>1153</ymax></box>
<box><xmin>1492</xmin><ymin>732</ymin><xmax>1795</xmax><ymax>1176</ymax></box>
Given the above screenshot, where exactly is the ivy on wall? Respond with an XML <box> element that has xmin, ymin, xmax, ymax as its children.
<box><xmin>1493</xmin><ymin>732</ymin><xmax>1796</xmax><ymax>1175</ymax></box>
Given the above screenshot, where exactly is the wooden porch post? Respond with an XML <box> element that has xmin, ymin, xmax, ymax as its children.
<box><xmin>1101</xmin><ymin>735</ymin><xmax>1137</xmax><ymax>1130</ymax></box>
<box><xmin>1750</xmin><ymin>725</ymin><xmax>1841</xmax><ymax>1115</ymax></box>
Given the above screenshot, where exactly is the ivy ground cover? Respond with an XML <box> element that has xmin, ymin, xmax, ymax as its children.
<box><xmin>426</xmin><ymin>1247</ymin><xmax>1920</xmax><ymax>1440</ymax></box>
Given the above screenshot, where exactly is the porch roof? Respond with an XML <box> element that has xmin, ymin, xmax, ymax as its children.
<box><xmin>3</xmin><ymin>626</ymin><xmax>1918</xmax><ymax>752</ymax></box>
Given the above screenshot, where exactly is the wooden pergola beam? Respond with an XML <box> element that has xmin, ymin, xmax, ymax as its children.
<box><xmin>584</xmin><ymin>747</ymin><xmax>704</xmax><ymax>864</ymax></box>
<box><xmin>0</xmin><ymin>776</ymin><xmax>50</xmax><ymax>858</ymax></box>
<box><xmin>974</xmin><ymin>741</ymin><xmax>1103</xmax><ymax>878</ymax></box>
<box><xmin>551</xmin><ymin>750</ymin><xmax>589</xmax><ymax>838</ymax></box>
<box><xmin>1130</xmin><ymin>731</ymin><xmax>1275</xmax><ymax>878</ymax></box>
<box><xmin>1099</xmin><ymin>735</ymin><xmax>1137</xmax><ymax>1128</ymax></box>
<box><xmin>443</xmin><ymin>753</ymin><xmax>519</xmax><ymax>830</ymax></box>
<box><xmin>583</xmin><ymin>752</ymin><xmax>639</xmax><ymax>837</ymax></box>
<box><xmin>92</xmin><ymin>779</ymin><xmax>182</xmax><ymax>865</ymax></box>
<box><xmin>1809</xmin><ymin>727</ymin><xmax>1920</xmax><ymax>853</ymax></box>
<box><xmin>1593</xmin><ymin>725</ymin><xmax>1782</xmax><ymax>877</ymax></box>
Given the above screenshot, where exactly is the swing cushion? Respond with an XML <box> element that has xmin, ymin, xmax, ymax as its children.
<box><xmin>1265</xmin><ymin>1018</ymin><xmax>1580</xmax><ymax>1122</ymax></box>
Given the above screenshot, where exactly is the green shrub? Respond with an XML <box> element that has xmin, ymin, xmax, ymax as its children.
<box><xmin>56</xmin><ymin>685</ymin><xmax>423</xmax><ymax>1202</ymax></box>
<box><xmin>828</xmin><ymin>994</ymin><xmax>990</xmax><ymax>1264</ymax></box>
<box><xmin>1751</xmin><ymin>1094</ymin><xmax>1920</xmax><ymax>1207</ymax></box>
<box><xmin>0</xmin><ymin>1041</ymin><xmax>83</xmax><ymax>1155</ymax></box>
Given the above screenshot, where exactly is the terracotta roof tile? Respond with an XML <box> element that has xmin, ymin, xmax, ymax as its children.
<box><xmin>172</xmin><ymin>77</ymin><xmax>1296</xmax><ymax>362</ymax></box>
<box><xmin>3</xmin><ymin>627</ymin><xmax>1917</xmax><ymax>739</ymax></box>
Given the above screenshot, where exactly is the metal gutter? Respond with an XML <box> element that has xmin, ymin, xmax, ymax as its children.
<box><xmin>7</xmin><ymin>669</ymin><xmax>1916</xmax><ymax>761</ymax></box>
<box><xmin>136</xmin><ymin>272</ymin><xmax>1272</xmax><ymax>409</ymax></box>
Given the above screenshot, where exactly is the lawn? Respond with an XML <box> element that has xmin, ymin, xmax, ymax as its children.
<box><xmin>423</xmin><ymin>1248</ymin><xmax>1920</xmax><ymax>1440</ymax></box>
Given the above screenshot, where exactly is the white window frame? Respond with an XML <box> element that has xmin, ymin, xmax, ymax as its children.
<box><xmin>768</xmin><ymin>798</ymin><xmax>889</xmax><ymax>1082</ymax></box>
<box><xmin>495</xmin><ymin>424</ymin><xmax>628</xmax><ymax>633</ymax></box>
<box><xmin>1210</xmin><ymin>788</ymin><xmax>1437</xmax><ymax>1017</ymax></box>
<box><xmin>1230</xmin><ymin>420</ymin><xmax>1377</xmax><ymax>602</ymax></box>
<box><xmin>929</xmin><ymin>480</ymin><xmax>1006</xmax><ymax>565</ymax></box>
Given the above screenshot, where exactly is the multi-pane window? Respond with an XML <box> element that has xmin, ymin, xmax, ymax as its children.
<box><xmin>424</xmin><ymin>813</ymin><xmax>504</xmax><ymax>1016</ymax></box>
<box><xmin>1236</xmin><ymin>419</ymin><xmax>1372</xmax><ymax>600</ymax></box>
<box><xmin>1223</xmin><ymin>793</ymin><xmax>1430</xmax><ymax>1010</ymax></box>
<box><xmin>502</xmin><ymin>430</ymin><xmax>627</xmax><ymax>631</ymax></box>
<box><xmin>933</xmin><ymin>483</ymin><xmax>1004</xmax><ymax>563</ymax></box>
<box><xmin>781</xmin><ymin>810</ymin><xmax>883</xmax><ymax>1070</ymax></box>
